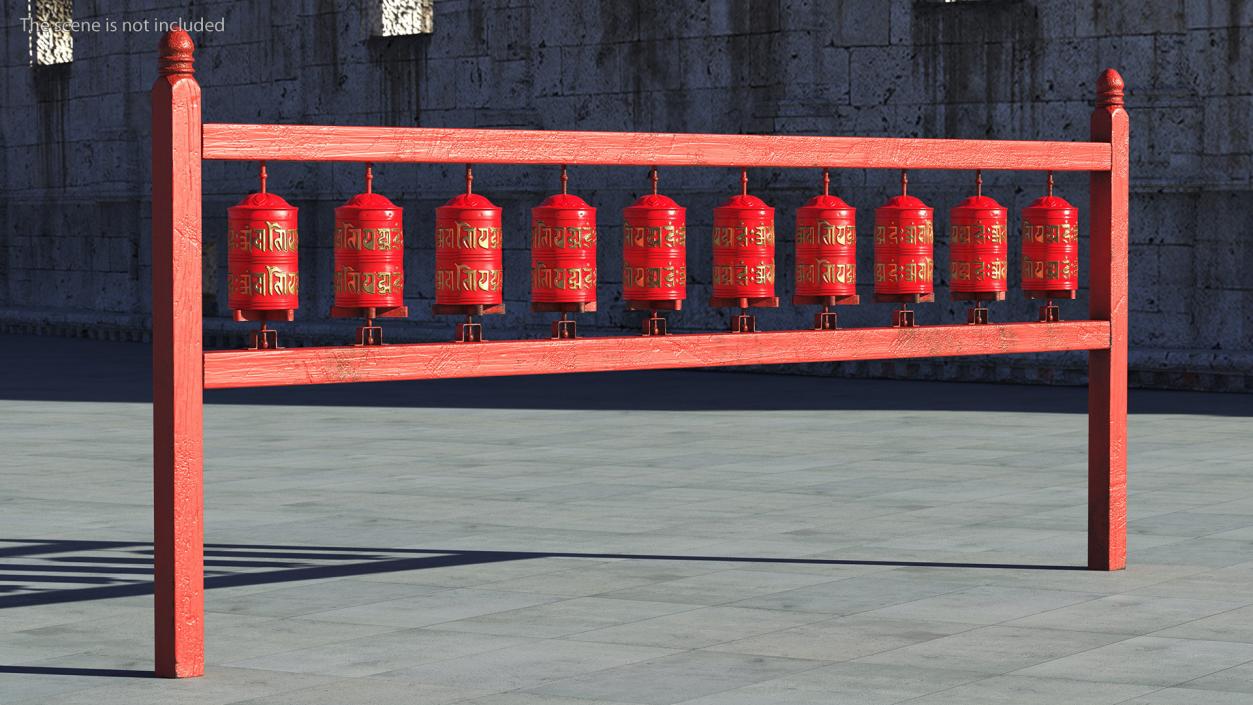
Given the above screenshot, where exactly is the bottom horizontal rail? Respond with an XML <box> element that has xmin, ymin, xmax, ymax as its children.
<box><xmin>202</xmin><ymin>320</ymin><xmax>1110</xmax><ymax>389</ymax></box>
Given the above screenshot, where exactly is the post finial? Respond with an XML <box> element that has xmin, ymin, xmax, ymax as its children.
<box><xmin>158</xmin><ymin>28</ymin><xmax>195</xmax><ymax>76</ymax></box>
<box><xmin>1097</xmin><ymin>68</ymin><xmax>1124</xmax><ymax>108</ymax></box>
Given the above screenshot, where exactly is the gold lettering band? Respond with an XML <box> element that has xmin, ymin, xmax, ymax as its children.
<box><xmin>435</xmin><ymin>265</ymin><xmax>503</xmax><ymax>293</ymax></box>
<box><xmin>712</xmin><ymin>224</ymin><xmax>774</xmax><ymax>247</ymax></box>
<box><xmin>874</xmin><ymin>259</ymin><xmax>935</xmax><ymax>283</ymax></box>
<box><xmin>228</xmin><ymin>222</ymin><xmax>299</xmax><ymax>253</ymax></box>
<box><xmin>436</xmin><ymin>221</ymin><xmax>503</xmax><ymax>250</ymax></box>
<box><xmin>532</xmin><ymin>263</ymin><xmax>597</xmax><ymax>290</ymax></box>
<box><xmin>227</xmin><ymin>266</ymin><xmax>300</xmax><ymax>296</ymax></box>
<box><xmin>796</xmin><ymin>221</ymin><xmax>855</xmax><ymax>246</ymax></box>
<box><xmin>332</xmin><ymin>267</ymin><xmax>404</xmax><ymax>295</ymax></box>
<box><xmin>531</xmin><ymin>222</ymin><xmax>597</xmax><ymax>249</ymax></box>
<box><xmin>873</xmin><ymin>222</ymin><xmax>934</xmax><ymax>246</ymax></box>
<box><xmin>334</xmin><ymin>223</ymin><xmax>404</xmax><ymax>251</ymax></box>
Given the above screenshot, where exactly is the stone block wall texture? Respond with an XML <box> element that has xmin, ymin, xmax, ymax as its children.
<box><xmin>1</xmin><ymin>0</ymin><xmax>1250</xmax><ymax>391</ymax></box>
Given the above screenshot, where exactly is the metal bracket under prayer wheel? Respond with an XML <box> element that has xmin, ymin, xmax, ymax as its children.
<box><xmin>643</xmin><ymin>314</ymin><xmax>668</xmax><ymax>336</ymax></box>
<box><xmin>552</xmin><ymin>318</ymin><xmax>577</xmax><ymax>340</ymax></box>
<box><xmin>730</xmin><ymin>313</ymin><xmax>757</xmax><ymax>333</ymax></box>
<box><xmin>814</xmin><ymin>310</ymin><xmax>838</xmax><ymax>330</ymax></box>
<box><xmin>967</xmin><ymin>305</ymin><xmax>990</xmax><ymax>325</ymax></box>
<box><xmin>455</xmin><ymin>321</ymin><xmax>483</xmax><ymax>343</ymax></box>
<box><xmin>355</xmin><ymin>324</ymin><xmax>383</xmax><ymax>346</ymax></box>
<box><xmin>237</xmin><ymin>310</ymin><xmax>291</xmax><ymax>350</ymax></box>
<box><xmin>331</xmin><ymin>305</ymin><xmax>406</xmax><ymax>347</ymax></box>
<box><xmin>248</xmin><ymin>327</ymin><xmax>280</xmax><ymax>350</ymax></box>
<box><xmin>1026</xmin><ymin>290</ymin><xmax>1073</xmax><ymax>324</ymax></box>
<box><xmin>892</xmin><ymin>307</ymin><xmax>916</xmax><ymax>328</ymax></box>
<box><xmin>1039</xmin><ymin>302</ymin><xmax>1061</xmax><ymax>323</ymax></box>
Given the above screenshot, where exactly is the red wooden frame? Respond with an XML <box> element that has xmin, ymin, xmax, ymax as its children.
<box><xmin>151</xmin><ymin>30</ymin><xmax>1128</xmax><ymax>678</ymax></box>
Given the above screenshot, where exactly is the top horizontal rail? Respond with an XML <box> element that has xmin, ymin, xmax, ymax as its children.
<box><xmin>202</xmin><ymin>124</ymin><xmax>1112</xmax><ymax>172</ymax></box>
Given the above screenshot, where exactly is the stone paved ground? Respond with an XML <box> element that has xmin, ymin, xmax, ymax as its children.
<box><xmin>1</xmin><ymin>335</ymin><xmax>1252</xmax><ymax>704</ymax></box>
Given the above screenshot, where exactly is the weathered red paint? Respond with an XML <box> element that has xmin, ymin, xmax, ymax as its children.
<box><xmin>203</xmin><ymin>321</ymin><xmax>1112</xmax><ymax>389</ymax></box>
<box><xmin>201</xmin><ymin>123</ymin><xmax>1112</xmax><ymax>171</ymax></box>
<box><xmin>151</xmin><ymin>28</ymin><xmax>205</xmax><ymax>678</ymax></box>
<box><xmin>151</xmin><ymin>26</ymin><xmax>1130</xmax><ymax>678</ymax></box>
<box><xmin>1088</xmin><ymin>69</ymin><xmax>1130</xmax><ymax>571</ymax></box>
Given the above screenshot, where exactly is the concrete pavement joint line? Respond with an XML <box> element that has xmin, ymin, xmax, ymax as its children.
<box><xmin>1108</xmin><ymin>686</ymin><xmax>1175</xmax><ymax>705</ymax></box>
<box><xmin>1140</xmin><ymin>630</ymin><xmax>1253</xmax><ymax>646</ymax></box>
<box><xmin>1159</xmin><ymin>652</ymin><xmax>1253</xmax><ymax>692</ymax></box>
<box><xmin>890</xmin><ymin>675</ymin><xmax>1156</xmax><ymax>705</ymax></box>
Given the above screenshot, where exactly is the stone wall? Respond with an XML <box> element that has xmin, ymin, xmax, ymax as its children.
<box><xmin>2</xmin><ymin>0</ymin><xmax>1251</xmax><ymax>390</ymax></box>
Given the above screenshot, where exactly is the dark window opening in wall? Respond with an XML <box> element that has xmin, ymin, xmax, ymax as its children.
<box><xmin>26</xmin><ymin>0</ymin><xmax>74</xmax><ymax>66</ymax></box>
<box><xmin>370</xmin><ymin>0</ymin><xmax>435</xmax><ymax>37</ymax></box>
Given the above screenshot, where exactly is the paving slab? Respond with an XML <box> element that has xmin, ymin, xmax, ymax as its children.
<box><xmin>222</xmin><ymin>627</ymin><xmax>536</xmax><ymax>677</ymax></box>
<box><xmin>424</xmin><ymin>596</ymin><xmax>699</xmax><ymax>639</ymax></box>
<box><xmin>670</xmin><ymin>662</ymin><xmax>988</xmax><ymax>705</ymax></box>
<box><xmin>527</xmin><ymin>650</ymin><xmax>826</xmax><ymax>704</ymax></box>
<box><xmin>1116</xmin><ymin>689</ymin><xmax>1253</xmax><ymax>705</ymax></box>
<box><xmin>15</xmin><ymin>666</ymin><xmax>338</xmax><ymax>705</ymax></box>
<box><xmin>706</xmin><ymin>613</ymin><xmax>976</xmax><ymax>661</ymax></box>
<box><xmin>1153</xmin><ymin>603</ymin><xmax>1253</xmax><ymax>642</ymax></box>
<box><xmin>228</xmin><ymin>676</ymin><xmax>489</xmax><ymax>704</ymax></box>
<box><xmin>564</xmin><ymin>605</ymin><xmax>824</xmax><ymax>649</ymax></box>
<box><xmin>1005</xmin><ymin>593</ymin><xmax>1244</xmax><ymax>634</ymax></box>
<box><xmin>861</xmin><ymin>584</ymin><xmax>1103</xmax><ymax>624</ymax></box>
<box><xmin>1013</xmin><ymin>635</ymin><xmax>1253</xmax><ymax>686</ymax></box>
<box><xmin>375</xmin><ymin>639</ymin><xmax>677</xmax><ymax>692</ymax></box>
<box><xmin>1182</xmin><ymin>660</ymin><xmax>1253</xmax><ymax>694</ymax></box>
<box><xmin>853</xmin><ymin>625</ymin><xmax>1126</xmax><ymax>674</ymax></box>
<box><xmin>894</xmin><ymin>674</ymin><xmax>1158</xmax><ymax>704</ymax></box>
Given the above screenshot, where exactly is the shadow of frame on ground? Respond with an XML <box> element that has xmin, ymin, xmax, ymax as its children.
<box><xmin>0</xmin><ymin>539</ymin><xmax>1086</xmax><ymax>611</ymax></box>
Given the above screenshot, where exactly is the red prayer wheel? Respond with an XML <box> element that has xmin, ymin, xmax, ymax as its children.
<box><xmin>333</xmin><ymin>189</ymin><xmax>404</xmax><ymax>312</ymax></box>
<box><xmin>227</xmin><ymin>187</ymin><xmax>299</xmax><ymax>316</ymax></box>
<box><xmin>794</xmin><ymin>173</ymin><xmax>857</xmax><ymax>304</ymax></box>
<box><xmin>622</xmin><ymin>179</ymin><xmax>686</xmax><ymax>310</ymax></box>
<box><xmin>433</xmin><ymin>166</ymin><xmax>504</xmax><ymax>343</ymax></box>
<box><xmin>949</xmin><ymin>178</ymin><xmax>1008</xmax><ymax>300</ymax></box>
<box><xmin>435</xmin><ymin>192</ymin><xmax>504</xmax><ymax>309</ymax></box>
<box><xmin>530</xmin><ymin>190</ymin><xmax>597</xmax><ymax>309</ymax></box>
<box><xmin>1022</xmin><ymin>177</ymin><xmax>1079</xmax><ymax>298</ymax></box>
<box><xmin>710</xmin><ymin>189</ymin><xmax>777</xmax><ymax>307</ymax></box>
<box><xmin>873</xmin><ymin>181</ymin><xmax>934</xmax><ymax>301</ymax></box>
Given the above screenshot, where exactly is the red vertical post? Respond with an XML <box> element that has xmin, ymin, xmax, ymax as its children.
<box><xmin>151</xmin><ymin>29</ymin><xmax>205</xmax><ymax>676</ymax></box>
<box><xmin>1088</xmin><ymin>69</ymin><xmax>1129</xmax><ymax>571</ymax></box>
